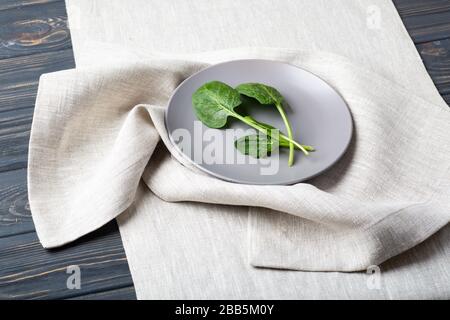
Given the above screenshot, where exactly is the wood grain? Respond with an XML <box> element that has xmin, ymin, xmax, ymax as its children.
<box><xmin>0</xmin><ymin>50</ymin><xmax>75</xmax><ymax>173</ymax></box>
<box><xmin>0</xmin><ymin>222</ymin><xmax>134</xmax><ymax>300</ymax></box>
<box><xmin>402</xmin><ymin>12</ymin><xmax>450</xmax><ymax>43</ymax></box>
<box><xmin>444</xmin><ymin>94</ymin><xmax>450</xmax><ymax>105</ymax></box>
<box><xmin>0</xmin><ymin>0</ymin><xmax>135</xmax><ymax>300</ymax></box>
<box><xmin>0</xmin><ymin>1</ymin><xmax>71</xmax><ymax>59</ymax></box>
<box><xmin>0</xmin><ymin>0</ymin><xmax>64</xmax><ymax>10</ymax></box>
<box><xmin>394</xmin><ymin>0</ymin><xmax>450</xmax><ymax>17</ymax></box>
<box><xmin>0</xmin><ymin>168</ymin><xmax>135</xmax><ymax>300</ymax></box>
<box><xmin>0</xmin><ymin>109</ymin><xmax>33</xmax><ymax>173</ymax></box>
<box><xmin>0</xmin><ymin>169</ymin><xmax>135</xmax><ymax>299</ymax></box>
<box><xmin>69</xmin><ymin>286</ymin><xmax>136</xmax><ymax>300</ymax></box>
<box><xmin>0</xmin><ymin>169</ymin><xmax>33</xmax><ymax>238</ymax></box>
<box><xmin>393</xmin><ymin>0</ymin><xmax>450</xmax><ymax>43</ymax></box>
<box><xmin>0</xmin><ymin>49</ymin><xmax>74</xmax><ymax>114</ymax></box>
<box><xmin>417</xmin><ymin>39</ymin><xmax>450</xmax><ymax>96</ymax></box>
<box><xmin>0</xmin><ymin>0</ymin><xmax>62</xmax><ymax>12</ymax></box>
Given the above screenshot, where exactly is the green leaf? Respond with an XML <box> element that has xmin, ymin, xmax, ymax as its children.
<box><xmin>192</xmin><ymin>80</ymin><xmax>314</xmax><ymax>165</ymax></box>
<box><xmin>236</xmin><ymin>83</ymin><xmax>284</xmax><ymax>105</ymax></box>
<box><xmin>243</xmin><ymin>115</ymin><xmax>277</xmax><ymax>131</ymax></box>
<box><xmin>242</xmin><ymin>116</ymin><xmax>315</xmax><ymax>152</ymax></box>
<box><xmin>236</xmin><ymin>83</ymin><xmax>300</xmax><ymax>165</ymax></box>
<box><xmin>192</xmin><ymin>81</ymin><xmax>242</xmax><ymax>128</ymax></box>
<box><xmin>234</xmin><ymin>134</ymin><xmax>278</xmax><ymax>159</ymax></box>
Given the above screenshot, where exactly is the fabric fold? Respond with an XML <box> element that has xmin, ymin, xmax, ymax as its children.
<box><xmin>28</xmin><ymin>61</ymin><xmax>203</xmax><ymax>247</ymax></box>
<box><xmin>29</xmin><ymin>49</ymin><xmax>450</xmax><ymax>271</ymax></box>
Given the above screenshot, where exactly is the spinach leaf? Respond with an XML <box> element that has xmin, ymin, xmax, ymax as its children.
<box><xmin>234</xmin><ymin>134</ymin><xmax>276</xmax><ymax>159</ymax></box>
<box><xmin>243</xmin><ymin>115</ymin><xmax>315</xmax><ymax>152</ymax></box>
<box><xmin>192</xmin><ymin>81</ymin><xmax>313</xmax><ymax>165</ymax></box>
<box><xmin>236</xmin><ymin>83</ymin><xmax>298</xmax><ymax>166</ymax></box>
<box><xmin>235</xmin><ymin>131</ymin><xmax>314</xmax><ymax>159</ymax></box>
<box><xmin>236</xmin><ymin>83</ymin><xmax>284</xmax><ymax>105</ymax></box>
<box><xmin>192</xmin><ymin>81</ymin><xmax>242</xmax><ymax>128</ymax></box>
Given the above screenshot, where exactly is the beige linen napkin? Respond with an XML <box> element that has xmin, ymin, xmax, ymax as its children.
<box><xmin>28</xmin><ymin>0</ymin><xmax>450</xmax><ymax>298</ymax></box>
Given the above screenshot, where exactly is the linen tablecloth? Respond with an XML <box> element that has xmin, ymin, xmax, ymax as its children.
<box><xmin>28</xmin><ymin>0</ymin><xmax>450</xmax><ymax>299</ymax></box>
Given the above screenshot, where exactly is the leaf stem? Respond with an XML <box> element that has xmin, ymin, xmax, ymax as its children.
<box><xmin>275</xmin><ymin>103</ymin><xmax>295</xmax><ymax>166</ymax></box>
<box><xmin>229</xmin><ymin>110</ymin><xmax>310</xmax><ymax>156</ymax></box>
<box><xmin>278</xmin><ymin>133</ymin><xmax>310</xmax><ymax>155</ymax></box>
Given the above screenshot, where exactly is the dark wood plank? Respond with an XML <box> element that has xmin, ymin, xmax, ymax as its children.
<box><xmin>0</xmin><ymin>167</ymin><xmax>135</xmax><ymax>298</ymax></box>
<box><xmin>0</xmin><ymin>1</ymin><xmax>62</xmax><ymax>12</ymax></box>
<box><xmin>0</xmin><ymin>49</ymin><xmax>75</xmax><ymax>114</ymax></box>
<box><xmin>393</xmin><ymin>0</ymin><xmax>450</xmax><ymax>43</ymax></box>
<box><xmin>0</xmin><ymin>165</ymin><xmax>136</xmax><ymax>299</ymax></box>
<box><xmin>0</xmin><ymin>50</ymin><xmax>75</xmax><ymax>172</ymax></box>
<box><xmin>0</xmin><ymin>0</ymin><xmax>71</xmax><ymax>59</ymax></box>
<box><xmin>404</xmin><ymin>11</ymin><xmax>450</xmax><ymax>44</ymax></box>
<box><xmin>0</xmin><ymin>222</ymin><xmax>134</xmax><ymax>300</ymax></box>
<box><xmin>69</xmin><ymin>286</ymin><xmax>137</xmax><ymax>300</ymax></box>
<box><xmin>0</xmin><ymin>169</ymin><xmax>33</xmax><ymax>238</ymax></box>
<box><xmin>443</xmin><ymin>94</ymin><xmax>450</xmax><ymax>105</ymax></box>
<box><xmin>395</xmin><ymin>0</ymin><xmax>450</xmax><ymax>16</ymax></box>
<box><xmin>416</xmin><ymin>39</ymin><xmax>450</xmax><ymax>96</ymax></box>
<box><xmin>0</xmin><ymin>108</ymin><xmax>33</xmax><ymax>172</ymax></box>
<box><xmin>0</xmin><ymin>0</ymin><xmax>136</xmax><ymax>301</ymax></box>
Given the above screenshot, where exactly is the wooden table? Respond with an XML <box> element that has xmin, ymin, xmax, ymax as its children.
<box><xmin>0</xmin><ymin>0</ymin><xmax>449</xmax><ymax>300</ymax></box>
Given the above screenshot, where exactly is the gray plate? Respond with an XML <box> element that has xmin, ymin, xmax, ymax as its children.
<box><xmin>165</xmin><ymin>59</ymin><xmax>353</xmax><ymax>185</ymax></box>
